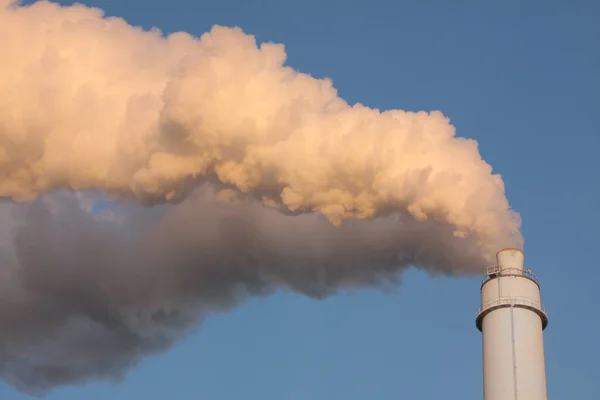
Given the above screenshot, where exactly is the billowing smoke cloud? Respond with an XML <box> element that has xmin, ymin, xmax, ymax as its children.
<box><xmin>0</xmin><ymin>0</ymin><xmax>521</xmax><ymax>395</ymax></box>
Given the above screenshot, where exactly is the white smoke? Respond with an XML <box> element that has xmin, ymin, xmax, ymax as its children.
<box><xmin>0</xmin><ymin>0</ymin><xmax>520</xmax><ymax>258</ymax></box>
<box><xmin>0</xmin><ymin>0</ymin><xmax>522</xmax><ymax>394</ymax></box>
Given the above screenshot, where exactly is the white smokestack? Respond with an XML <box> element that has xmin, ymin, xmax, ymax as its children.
<box><xmin>476</xmin><ymin>249</ymin><xmax>549</xmax><ymax>400</ymax></box>
<box><xmin>0</xmin><ymin>0</ymin><xmax>525</xmax><ymax>395</ymax></box>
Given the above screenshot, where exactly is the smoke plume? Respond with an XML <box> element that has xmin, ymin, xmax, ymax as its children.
<box><xmin>0</xmin><ymin>0</ymin><xmax>521</xmax><ymax>395</ymax></box>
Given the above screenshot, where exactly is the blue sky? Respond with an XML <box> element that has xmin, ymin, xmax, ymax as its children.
<box><xmin>2</xmin><ymin>0</ymin><xmax>599</xmax><ymax>399</ymax></box>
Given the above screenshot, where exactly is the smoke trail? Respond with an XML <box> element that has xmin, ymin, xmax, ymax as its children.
<box><xmin>0</xmin><ymin>186</ymin><xmax>486</xmax><ymax>394</ymax></box>
<box><xmin>0</xmin><ymin>0</ymin><xmax>520</xmax><ymax>251</ymax></box>
<box><xmin>0</xmin><ymin>0</ymin><xmax>522</xmax><ymax>394</ymax></box>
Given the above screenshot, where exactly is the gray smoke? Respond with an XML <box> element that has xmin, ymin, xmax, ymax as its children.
<box><xmin>0</xmin><ymin>185</ymin><xmax>485</xmax><ymax>395</ymax></box>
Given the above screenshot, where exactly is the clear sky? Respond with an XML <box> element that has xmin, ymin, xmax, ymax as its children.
<box><xmin>2</xmin><ymin>0</ymin><xmax>599</xmax><ymax>399</ymax></box>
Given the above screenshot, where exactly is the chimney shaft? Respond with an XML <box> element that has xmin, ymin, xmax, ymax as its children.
<box><xmin>475</xmin><ymin>249</ymin><xmax>549</xmax><ymax>400</ymax></box>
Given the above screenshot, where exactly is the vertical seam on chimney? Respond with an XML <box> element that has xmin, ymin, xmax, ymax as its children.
<box><xmin>511</xmin><ymin>304</ymin><xmax>518</xmax><ymax>400</ymax></box>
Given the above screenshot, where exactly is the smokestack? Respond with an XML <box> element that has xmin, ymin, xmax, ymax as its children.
<box><xmin>476</xmin><ymin>248</ymin><xmax>549</xmax><ymax>400</ymax></box>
